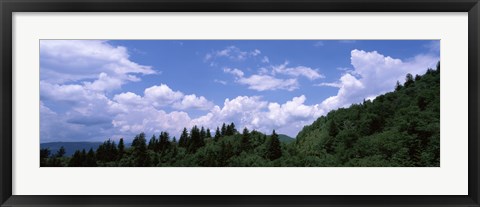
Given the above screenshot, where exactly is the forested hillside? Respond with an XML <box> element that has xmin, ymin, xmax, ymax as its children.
<box><xmin>40</xmin><ymin>63</ymin><xmax>440</xmax><ymax>167</ymax></box>
<box><xmin>295</xmin><ymin>62</ymin><xmax>440</xmax><ymax>167</ymax></box>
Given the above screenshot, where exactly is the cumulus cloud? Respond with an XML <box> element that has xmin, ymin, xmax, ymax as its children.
<box><xmin>173</xmin><ymin>94</ymin><xmax>214</xmax><ymax>110</ymax></box>
<box><xmin>40</xmin><ymin>40</ymin><xmax>156</xmax><ymax>85</ymax></box>
<box><xmin>188</xmin><ymin>95</ymin><xmax>325</xmax><ymax>137</ymax></box>
<box><xmin>144</xmin><ymin>84</ymin><xmax>184</xmax><ymax>108</ymax></box>
<box><xmin>320</xmin><ymin>49</ymin><xmax>439</xmax><ymax>111</ymax></box>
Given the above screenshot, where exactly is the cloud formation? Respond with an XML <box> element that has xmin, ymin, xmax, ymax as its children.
<box><xmin>40</xmin><ymin>40</ymin><xmax>439</xmax><ymax>142</ymax></box>
<box><xmin>319</xmin><ymin>49</ymin><xmax>439</xmax><ymax>111</ymax></box>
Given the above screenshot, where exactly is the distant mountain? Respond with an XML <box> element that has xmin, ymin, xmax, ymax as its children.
<box><xmin>278</xmin><ymin>134</ymin><xmax>295</xmax><ymax>143</ymax></box>
<box><xmin>40</xmin><ymin>142</ymin><xmax>103</xmax><ymax>156</ymax></box>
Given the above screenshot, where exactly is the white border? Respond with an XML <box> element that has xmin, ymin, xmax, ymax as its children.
<box><xmin>12</xmin><ymin>12</ymin><xmax>468</xmax><ymax>195</ymax></box>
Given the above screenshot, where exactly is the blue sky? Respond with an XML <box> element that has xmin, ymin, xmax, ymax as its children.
<box><xmin>40</xmin><ymin>40</ymin><xmax>439</xmax><ymax>142</ymax></box>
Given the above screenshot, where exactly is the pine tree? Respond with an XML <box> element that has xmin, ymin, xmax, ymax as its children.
<box><xmin>395</xmin><ymin>81</ymin><xmax>402</xmax><ymax>91</ymax></box>
<box><xmin>56</xmin><ymin>146</ymin><xmax>66</xmax><ymax>158</ymax></box>
<box><xmin>68</xmin><ymin>150</ymin><xmax>83</xmax><ymax>167</ymax></box>
<box><xmin>159</xmin><ymin>131</ymin><xmax>170</xmax><ymax>152</ymax></box>
<box><xmin>214</xmin><ymin>127</ymin><xmax>221</xmax><ymax>141</ymax></box>
<box><xmin>148</xmin><ymin>134</ymin><xmax>157</xmax><ymax>151</ymax></box>
<box><xmin>178</xmin><ymin>128</ymin><xmax>189</xmax><ymax>148</ymax></box>
<box><xmin>40</xmin><ymin>148</ymin><xmax>51</xmax><ymax>167</ymax></box>
<box><xmin>328</xmin><ymin>120</ymin><xmax>339</xmax><ymax>137</ymax></box>
<box><xmin>241</xmin><ymin>127</ymin><xmax>251</xmax><ymax>151</ymax></box>
<box><xmin>221</xmin><ymin>123</ymin><xmax>227</xmax><ymax>136</ymax></box>
<box><xmin>405</xmin><ymin>73</ymin><xmax>414</xmax><ymax>87</ymax></box>
<box><xmin>206</xmin><ymin>128</ymin><xmax>212</xmax><ymax>138</ymax></box>
<box><xmin>85</xmin><ymin>148</ymin><xmax>97</xmax><ymax>167</ymax></box>
<box><xmin>118</xmin><ymin>138</ymin><xmax>125</xmax><ymax>160</ymax></box>
<box><xmin>188</xmin><ymin>125</ymin><xmax>204</xmax><ymax>153</ymax></box>
<box><xmin>200</xmin><ymin>127</ymin><xmax>206</xmax><ymax>140</ymax></box>
<box><xmin>132</xmin><ymin>132</ymin><xmax>149</xmax><ymax>167</ymax></box>
<box><xmin>266</xmin><ymin>130</ymin><xmax>282</xmax><ymax>161</ymax></box>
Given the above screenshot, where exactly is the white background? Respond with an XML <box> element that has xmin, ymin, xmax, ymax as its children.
<box><xmin>12</xmin><ymin>13</ymin><xmax>468</xmax><ymax>195</ymax></box>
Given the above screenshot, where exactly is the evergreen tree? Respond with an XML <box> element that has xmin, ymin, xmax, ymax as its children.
<box><xmin>221</xmin><ymin>123</ymin><xmax>227</xmax><ymax>136</ymax></box>
<box><xmin>56</xmin><ymin>146</ymin><xmax>66</xmax><ymax>158</ymax></box>
<box><xmin>159</xmin><ymin>131</ymin><xmax>170</xmax><ymax>152</ymax></box>
<box><xmin>132</xmin><ymin>132</ymin><xmax>149</xmax><ymax>167</ymax></box>
<box><xmin>214</xmin><ymin>127</ymin><xmax>221</xmax><ymax>141</ymax></box>
<box><xmin>395</xmin><ymin>81</ymin><xmax>402</xmax><ymax>91</ymax></box>
<box><xmin>118</xmin><ymin>138</ymin><xmax>125</xmax><ymax>160</ymax></box>
<box><xmin>206</xmin><ymin>128</ymin><xmax>212</xmax><ymax>138</ymax></box>
<box><xmin>241</xmin><ymin>127</ymin><xmax>251</xmax><ymax>151</ymax></box>
<box><xmin>405</xmin><ymin>73</ymin><xmax>414</xmax><ymax>87</ymax></box>
<box><xmin>68</xmin><ymin>150</ymin><xmax>83</xmax><ymax>167</ymax></box>
<box><xmin>178</xmin><ymin>128</ymin><xmax>189</xmax><ymax>148</ymax></box>
<box><xmin>188</xmin><ymin>125</ymin><xmax>204</xmax><ymax>153</ymax></box>
<box><xmin>200</xmin><ymin>127</ymin><xmax>206</xmax><ymax>140</ymax></box>
<box><xmin>40</xmin><ymin>148</ymin><xmax>50</xmax><ymax>167</ymax></box>
<box><xmin>328</xmin><ymin>120</ymin><xmax>339</xmax><ymax>137</ymax></box>
<box><xmin>85</xmin><ymin>148</ymin><xmax>97</xmax><ymax>167</ymax></box>
<box><xmin>266</xmin><ymin>130</ymin><xmax>282</xmax><ymax>161</ymax></box>
<box><xmin>148</xmin><ymin>134</ymin><xmax>157</xmax><ymax>151</ymax></box>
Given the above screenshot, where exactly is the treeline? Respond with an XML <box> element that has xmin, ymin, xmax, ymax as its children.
<box><xmin>40</xmin><ymin>123</ymin><xmax>283</xmax><ymax>167</ymax></box>
<box><xmin>40</xmin><ymin>62</ymin><xmax>440</xmax><ymax>167</ymax></box>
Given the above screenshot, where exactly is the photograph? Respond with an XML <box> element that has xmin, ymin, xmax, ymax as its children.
<box><xmin>39</xmin><ymin>40</ymin><xmax>440</xmax><ymax>167</ymax></box>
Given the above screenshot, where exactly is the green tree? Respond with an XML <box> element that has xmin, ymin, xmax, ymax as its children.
<box><xmin>405</xmin><ymin>73</ymin><xmax>414</xmax><ymax>87</ymax></box>
<box><xmin>214</xmin><ymin>127</ymin><xmax>221</xmax><ymax>141</ymax></box>
<box><xmin>118</xmin><ymin>138</ymin><xmax>125</xmax><ymax>160</ymax></box>
<box><xmin>221</xmin><ymin>123</ymin><xmax>227</xmax><ymax>136</ymax></box>
<box><xmin>266</xmin><ymin>130</ymin><xmax>282</xmax><ymax>161</ymax></box>
<box><xmin>148</xmin><ymin>134</ymin><xmax>157</xmax><ymax>151</ymax></box>
<box><xmin>206</xmin><ymin>128</ymin><xmax>212</xmax><ymax>138</ymax></box>
<box><xmin>241</xmin><ymin>127</ymin><xmax>251</xmax><ymax>151</ymax></box>
<box><xmin>85</xmin><ymin>148</ymin><xmax>97</xmax><ymax>167</ymax></box>
<box><xmin>40</xmin><ymin>148</ymin><xmax>50</xmax><ymax>167</ymax></box>
<box><xmin>56</xmin><ymin>146</ymin><xmax>66</xmax><ymax>158</ymax></box>
<box><xmin>132</xmin><ymin>132</ymin><xmax>149</xmax><ymax>167</ymax></box>
<box><xmin>178</xmin><ymin>128</ymin><xmax>189</xmax><ymax>148</ymax></box>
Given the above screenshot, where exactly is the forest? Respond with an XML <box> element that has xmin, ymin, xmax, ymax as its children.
<box><xmin>40</xmin><ymin>63</ymin><xmax>440</xmax><ymax>167</ymax></box>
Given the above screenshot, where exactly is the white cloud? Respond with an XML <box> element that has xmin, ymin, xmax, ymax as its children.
<box><xmin>223</xmin><ymin>65</ymin><xmax>321</xmax><ymax>91</ymax></box>
<box><xmin>173</xmin><ymin>94</ymin><xmax>214</xmax><ymax>110</ymax></box>
<box><xmin>271</xmin><ymin>62</ymin><xmax>325</xmax><ymax>80</ymax></box>
<box><xmin>188</xmin><ymin>95</ymin><xmax>325</xmax><ymax>137</ymax></box>
<box><xmin>314</xmin><ymin>82</ymin><xmax>342</xmax><ymax>88</ymax></box>
<box><xmin>84</xmin><ymin>72</ymin><xmax>124</xmax><ymax>91</ymax></box>
<box><xmin>144</xmin><ymin>84</ymin><xmax>184</xmax><ymax>108</ymax></box>
<box><xmin>223</xmin><ymin>68</ymin><xmax>245</xmax><ymax>77</ymax></box>
<box><xmin>205</xmin><ymin>46</ymin><xmax>262</xmax><ymax>63</ymax></box>
<box><xmin>320</xmin><ymin>49</ymin><xmax>439</xmax><ymax>111</ymax></box>
<box><xmin>237</xmin><ymin>74</ymin><xmax>299</xmax><ymax>91</ymax></box>
<box><xmin>40</xmin><ymin>40</ymin><xmax>156</xmax><ymax>86</ymax></box>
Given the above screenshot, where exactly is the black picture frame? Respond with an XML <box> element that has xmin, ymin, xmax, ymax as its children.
<box><xmin>1</xmin><ymin>0</ymin><xmax>479</xmax><ymax>206</ymax></box>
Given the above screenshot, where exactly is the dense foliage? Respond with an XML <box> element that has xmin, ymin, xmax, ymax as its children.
<box><xmin>40</xmin><ymin>63</ymin><xmax>440</xmax><ymax>167</ymax></box>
